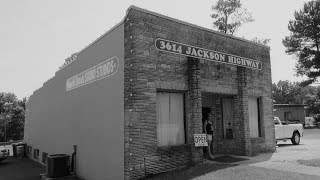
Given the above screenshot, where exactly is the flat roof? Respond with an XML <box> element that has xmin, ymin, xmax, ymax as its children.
<box><xmin>57</xmin><ymin>5</ymin><xmax>269</xmax><ymax>73</ymax></box>
<box><xmin>32</xmin><ymin>5</ymin><xmax>270</xmax><ymax>98</ymax></box>
<box><xmin>128</xmin><ymin>6</ymin><xmax>269</xmax><ymax>49</ymax></box>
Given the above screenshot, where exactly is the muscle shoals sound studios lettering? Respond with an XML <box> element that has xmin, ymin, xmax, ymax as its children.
<box><xmin>66</xmin><ymin>56</ymin><xmax>118</xmax><ymax>91</ymax></box>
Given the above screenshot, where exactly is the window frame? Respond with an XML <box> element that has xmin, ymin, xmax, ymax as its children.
<box><xmin>27</xmin><ymin>146</ymin><xmax>32</xmax><ymax>155</ymax></box>
<box><xmin>156</xmin><ymin>91</ymin><xmax>187</xmax><ymax>147</ymax></box>
<box><xmin>33</xmin><ymin>149</ymin><xmax>39</xmax><ymax>159</ymax></box>
<box><xmin>248</xmin><ymin>96</ymin><xmax>263</xmax><ymax>138</ymax></box>
<box><xmin>221</xmin><ymin>97</ymin><xmax>235</xmax><ymax>139</ymax></box>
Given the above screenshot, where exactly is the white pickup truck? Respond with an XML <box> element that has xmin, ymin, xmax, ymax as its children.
<box><xmin>274</xmin><ymin>116</ymin><xmax>303</xmax><ymax>145</ymax></box>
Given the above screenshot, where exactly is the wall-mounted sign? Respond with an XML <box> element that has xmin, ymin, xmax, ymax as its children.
<box><xmin>194</xmin><ymin>134</ymin><xmax>208</xmax><ymax>147</ymax></box>
<box><xmin>66</xmin><ymin>56</ymin><xmax>118</xmax><ymax>91</ymax></box>
<box><xmin>155</xmin><ymin>38</ymin><xmax>262</xmax><ymax>70</ymax></box>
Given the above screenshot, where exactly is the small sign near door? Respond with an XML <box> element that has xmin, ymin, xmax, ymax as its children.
<box><xmin>194</xmin><ymin>134</ymin><xmax>208</xmax><ymax>147</ymax></box>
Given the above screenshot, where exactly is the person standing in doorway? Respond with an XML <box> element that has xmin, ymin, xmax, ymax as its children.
<box><xmin>206</xmin><ymin>113</ymin><xmax>214</xmax><ymax>159</ymax></box>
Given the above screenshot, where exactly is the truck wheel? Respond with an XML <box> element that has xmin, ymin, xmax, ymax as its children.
<box><xmin>291</xmin><ymin>132</ymin><xmax>300</xmax><ymax>145</ymax></box>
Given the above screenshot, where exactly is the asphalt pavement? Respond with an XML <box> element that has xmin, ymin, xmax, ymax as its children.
<box><xmin>0</xmin><ymin>128</ymin><xmax>319</xmax><ymax>180</ymax></box>
<box><xmin>0</xmin><ymin>158</ymin><xmax>45</xmax><ymax>180</ymax></box>
<box><xmin>194</xmin><ymin>127</ymin><xmax>320</xmax><ymax>180</ymax></box>
<box><xmin>143</xmin><ymin>128</ymin><xmax>320</xmax><ymax>180</ymax></box>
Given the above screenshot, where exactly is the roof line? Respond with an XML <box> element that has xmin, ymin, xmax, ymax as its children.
<box><xmin>32</xmin><ymin>5</ymin><xmax>271</xmax><ymax>98</ymax></box>
<box><xmin>128</xmin><ymin>5</ymin><xmax>270</xmax><ymax>49</ymax></box>
<box><xmin>56</xmin><ymin>5</ymin><xmax>269</xmax><ymax>73</ymax></box>
<box><xmin>55</xmin><ymin>6</ymin><xmax>131</xmax><ymax>73</ymax></box>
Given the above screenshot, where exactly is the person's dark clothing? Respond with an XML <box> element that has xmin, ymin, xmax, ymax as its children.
<box><xmin>206</xmin><ymin>123</ymin><xmax>213</xmax><ymax>134</ymax></box>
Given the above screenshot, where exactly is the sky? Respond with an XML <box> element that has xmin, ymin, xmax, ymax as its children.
<box><xmin>0</xmin><ymin>0</ymin><xmax>310</xmax><ymax>99</ymax></box>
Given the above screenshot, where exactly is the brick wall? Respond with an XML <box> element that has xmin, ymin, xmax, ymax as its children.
<box><xmin>123</xmin><ymin>7</ymin><xmax>275</xmax><ymax>179</ymax></box>
<box><xmin>187</xmin><ymin>57</ymin><xmax>204</xmax><ymax>164</ymax></box>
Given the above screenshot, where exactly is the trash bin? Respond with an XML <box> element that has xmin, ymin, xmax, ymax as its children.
<box><xmin>16</xmin><ymin>145</ymin><xmax>24</xmax><ymax>158</ymax></box>
<box><xmin>12</xmin><ymin>143</ymin><xmax>26</xmax><ymax>158</ymax></box>
<box><xmin>47</xmin><ymin>154</ymin><xmax>70</xmax><ymax>178</ymax></box>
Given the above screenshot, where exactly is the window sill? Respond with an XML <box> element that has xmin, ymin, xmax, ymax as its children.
<box><xmin>251</xmin><ymin>137</ymin><xmax>264</xmax><ymax>144</ymax></box>
<box><xmin>157</xmin><ymin>144</ymin><xmax>191</xmax><ymax>152</ymax></box>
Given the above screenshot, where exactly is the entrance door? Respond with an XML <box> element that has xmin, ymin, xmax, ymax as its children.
<box><xmin>202</xmin><ymin>107</ymin><xmax>211</xmax><ymax>158</ymax></box>
<box><xmin>202</xmin><ymin>107</ymin><xmax>211</xmax><ymax>132</ymax></box>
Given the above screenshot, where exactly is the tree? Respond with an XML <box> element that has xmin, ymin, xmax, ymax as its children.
<box><xmin>211</xmin><ymin>0</ymin><xmax>254</xmax><ymax>35</ymax></box>
<box><xmin>272</xmin><ymin>80</ymin><xmax>302</xmax><ymax>104</ymax></box>
<box><xmin>0</xmin><ymin>92</ymin><xmax>25</xmax><ymax>141</ymax></box>
<box><xmin>6</xmin><ymin>105</ymin><xmax>25</xmax><ymax>141</ymax></box>
<box><xmin>251</xmin><ymin>37</ymin><xmax>271</xmax><ymax>46</ymax></box>
<box><xmin>282</xmin><ymin>0</ymin><xmax>320</xmax><ymax>85</ymax></box>
<box><xmin>272</xmin><ymin>80</ymin><xmax>320</xmax><ymax>119</ymax></box>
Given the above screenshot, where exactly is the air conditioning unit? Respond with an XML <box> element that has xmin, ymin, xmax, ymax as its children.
<box><xmin>46</xmin><ymin>154</ymin><xmax>70</xmax><ymax>178</ymax></box>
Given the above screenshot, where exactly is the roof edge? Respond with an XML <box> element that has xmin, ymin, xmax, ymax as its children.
<box><xmin>55</xmin><ymin>7</ymin><xmax>130</xmax><ymax>73</ymax></box>
<box><xmin>128</xmin><ymin>5</ymin><xmax>270</xmax><ymax>49</ymax></box>
<box><xmin>35</xmin><ymin>6</ymin><xmax>131</xmax><ymax>97</ymax></box>
<box><xmin>33</xmin><ymin>5</ymin><xmax>271</xmax><ymax>98</ymax></box>
<box><xmin>57</xmin><ymin>5</ymin><xmax>269</xmax><ymax>74</ymax></box>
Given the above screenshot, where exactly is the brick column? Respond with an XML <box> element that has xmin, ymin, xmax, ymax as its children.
<box><xmin>187</xmin><ymin>57</ymin><xmax>203</xmax><ymax>164</ymax></box>
<box><xmin>237</xmin><ymin>66</ymin><xmax>252</xmax><ymax>156</ymax></box>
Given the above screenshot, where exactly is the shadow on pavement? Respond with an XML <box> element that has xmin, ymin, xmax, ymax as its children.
<box><xmin>140</xmin><ymin>152</ymin><xmax>276</xmax><ymax>180</ymax></box>
<box><xmin>277</xmin><ymin>144</ymin><xmax>295</xmax><ymax>147</ymax></box>
<box><xmin>297</xmin><ymin>159</ymin><xmax>320</xmax><ymax>167</ymax></box>
<box><xmin>0</xmin><ymin>161</ymin><xmax>9</xmax><ymax>166</ymax></box>
<box><xmin>277</xmin><ymin>143</ymin><xmax>306</xmax><ymax>147</ymax></box>
<box><xmin>304</xmin><ymin>126</ymin><xmax>320</xmax><ymax>129</ymax></box>
<box><xmin>140</xmin><ymin>163</ymin><xmax>237</xmax><ymax>180</ymax></box>
<box><xmin>233</xmin><ymin>153</ymin><xmax>273</xmax><ymax>166</ymax></box>
<box><xmin>211</xmin><ymin>156</ymin><xmax>248</xmax><ymax>163</ymax></box>
<box><xmin>0</xmin><ymin>157</ymin><xmax>45</xmax><ymax>180</ymax></box>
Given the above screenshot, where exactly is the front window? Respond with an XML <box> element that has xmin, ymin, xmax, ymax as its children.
<box><xmin>156</xmin><ymin>92</ymin><xmax>185</xmax><ymax>146</ymax></box>
<box><xmin>33</xmin><ymin>149</ymin><xmax>39</xmax><ymax>159</ymax></box>
<box><xmin>222</xmin><ymin>97</ymin><xmax>234</xmax><ymax>139</ymax></box>
<box><xmin>249</xmin><ymin>97</ymin><xmax>262</xmax><ymax>137</ymax></box>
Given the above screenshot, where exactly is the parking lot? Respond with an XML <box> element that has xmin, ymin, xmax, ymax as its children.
<box><xmin>0</xmin><ymin>128</ymin><xmax>319</xmax><ymax>180</ymax></box>
<box><xmin>245</xmin><ymin>127</ymin><xmax>320</xmax><ymax>176</ymax></box>
<box><xmin>0</xmin><ymin>158</ymin><xmax>45</xmax><ymax>180</ymax></box>
<box><xmin>144</xmin><ymin>128</ymin><xmax>320</xmax><ymax>180</ymax></box>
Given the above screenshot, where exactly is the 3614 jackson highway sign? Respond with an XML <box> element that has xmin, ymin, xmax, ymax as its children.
<box><xmin>155</xmin><ymin>38</ymin><xmax>262</xmax><ymax>70</ymax></box>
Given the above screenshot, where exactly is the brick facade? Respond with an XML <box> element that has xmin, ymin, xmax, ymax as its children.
<box><xmin>123</xmin><ymin>7</ymin><xmax>275</xmax><ymax>179</ymax></box>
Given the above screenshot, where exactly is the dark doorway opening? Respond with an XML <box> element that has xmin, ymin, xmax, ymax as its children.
<box><xmin>202</xmin><ymin>107</ymin><xmax>211</xmax><ymax>159</ymax></box>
